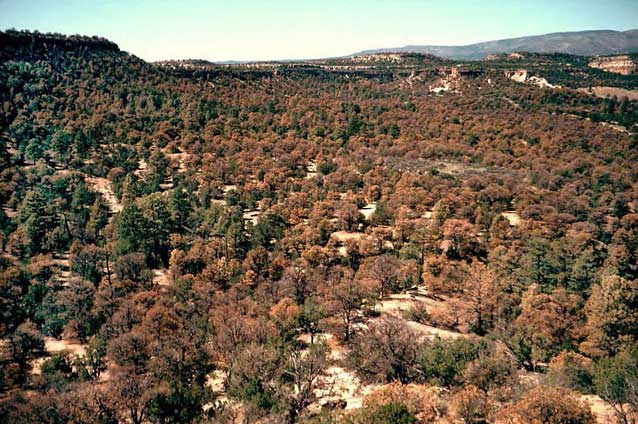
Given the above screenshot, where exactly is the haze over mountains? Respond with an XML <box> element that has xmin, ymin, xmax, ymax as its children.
<box><xmin>355</xmin><ymin>29</ymin><xmax>638</xmax><ymax>60</ymax></box>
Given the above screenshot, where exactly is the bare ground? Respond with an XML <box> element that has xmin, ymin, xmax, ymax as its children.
<box><xmin>580</xmin><ymin>395</ymin><xmax>617</xmax><ymax>424</ymax></box>
<box><xmin>305</xmin><ymin>161</ymin><xmax>318</xmax><ymax>179</ymax></box>
<box><xmin>358</xmin><ymin>203</ymin><xmax>376</xmax><ymax>221</ymax></box>
<box><xmin>501</xmin><ymin>211</ymin><xmax>521</xmax><ymax>226</ymax></box>
<box><xmin>375</xmin><ymin>291</ymin><xmax>466</xmax><ymax>340</ymax></box>
<box><xmin>51</xmin><ymin>253</ymin><xmax>72</xmax><ymax>287</ymax></box>
<box><xmin>578</xmin><ymin>86</ymin><xmax>638</xmax><ymax>101</ymax></box>
<box><xmin>152</xmin><ymin>269</ymin><xmax>171</xmax><ymax>286</ymax></box>
<box><xmin>85</xmin><ymin>177</ymin><xmax>122</xmax><ymax>214</ymax></box>
<box><xmin>31</xmin><ymin>337</ymin><xmax>88</xmax><ymax>375</ymax></box>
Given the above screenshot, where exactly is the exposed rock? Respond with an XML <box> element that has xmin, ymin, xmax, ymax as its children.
<box><xmin>359</xmin><ymin>202</ymin><xmax>376</xmax><ymax>221</ymax></box>
<box><xmin>501</xmin><ymin>211</ymin><xmax>521</xmax><ymax>226</ymax></box>
<box><xmin>401</xmin><ymin>70</ymin><xmax>426</xmax><ymax>89</ymax></box>
<box><xmin>505</xmin><ymin>69</ymin><xmax>530</xmax><ymax>83</ymax></box>
<box><xmin>504</xmin><ymin>69</ymin><xmax>559</xmax><ymax>88</ymax></box>
<box><xmin>450</xmin><ymin>67</ymin><xmax>484</xmax><ymax>79</ymax></box>
<box><xmin>588</xmin><ymin>55</ymin><xmax>637</xmax><ymax>75</ymax></box>
<box><xmin>350</xmin><ymin>53</ymin><xmax>405</xmax><ymax>64</ymax></box>
<box><xmin>429</xmin><ymin>67</ymin><xmax>483</xmax><ymax>94</ymax></box>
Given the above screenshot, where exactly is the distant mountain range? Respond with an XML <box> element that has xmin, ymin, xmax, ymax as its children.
<box><xmin>354</xmin><ymin>29</ymin><xmax>638</xmax><ymax>60</ymax></box>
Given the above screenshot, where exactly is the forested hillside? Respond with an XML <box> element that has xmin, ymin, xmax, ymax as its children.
<box><xmin>1</xmin><ymin>30</ymin><xmax>638</xmax><ymax>423</ymax></box>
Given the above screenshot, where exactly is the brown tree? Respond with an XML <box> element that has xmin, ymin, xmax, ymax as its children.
<box><xmin>497</xmin><ymin>386</ymin><xmax>595</xmax><ymax>424</ymax></box>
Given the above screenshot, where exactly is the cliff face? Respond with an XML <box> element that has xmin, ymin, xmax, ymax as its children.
<box><xmin>588</xmin><ymin>55</ymin><xmax>637</xmax><ymax>75</ymax></box>
<box><xmin>504</xmin><ymin>69</ymin><xmax>530</xmax><ymax>83</ymax></box>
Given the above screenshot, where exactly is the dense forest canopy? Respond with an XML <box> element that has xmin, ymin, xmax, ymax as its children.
<box><xmin>0</xmin><ymin>30</ymin><xmax>638</xmax><ymax>424</ymax></box>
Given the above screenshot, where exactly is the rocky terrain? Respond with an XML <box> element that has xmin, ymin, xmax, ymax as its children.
<box><xmin>588</xmin><ymin>54</ymin><xmax>637</xmax><ymax>75</ymax></box>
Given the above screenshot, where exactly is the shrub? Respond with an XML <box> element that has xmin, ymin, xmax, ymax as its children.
<box><xmin>403</xmin><ymin>302</ymin><xmax>432</xmax><ymax>325</ymax></box>
<box><xmin>547</xmin><ymin>351</ymin><xmax>594</xmax><ymax>393</ymax></box>
<box><xmin>497</xmin><ymin>387</ymin><xmax>595</xmax><ymax>424</ymax></box>
<box><xmin>449</xmin><ymin>385</ymin><xmax>490</xmax><ymax>423</ymax></box>
<box><xmin>346</xmin><ymin>402</ymin><xmax>416</xmax><ymax>424</ymax></box>
<box><xmin>592</xmin><ymin>348</ymin><xmax>638</xmax><ymax>423</ymax></box>
<box><xmin>361</xmin><ymin>382</ymin><xmax>445</xmax><ymax>423</ymax></box>
<box><xmin>463</xmin><ymin>349</ymin><xmax>518</xmax><ymax>393</ymax></box>
<box><xmin>418</xmin><ymin>337</ymin><xmax>485</xmax><ymax>387</ymax></box>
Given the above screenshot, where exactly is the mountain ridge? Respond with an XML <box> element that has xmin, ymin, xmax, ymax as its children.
<box><xmin>354</xmin><ymin>29</ymin><xmax>638</xmax><ymax>60</ymax></box>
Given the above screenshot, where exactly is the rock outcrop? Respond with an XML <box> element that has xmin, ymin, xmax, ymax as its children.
<box><xmin>588</xmin><ymin>55</ymin><xmax>637</xmax><ymax>75</ymax></box>
<box><xmin>504</xmin><ymin>69</ymin><xmax>530</xmax><ymax>83</ymax></box>
<box><xmin>504</xmin><ymin>69</ymin><xmax>559</xmax><ymax>88</ymax></box>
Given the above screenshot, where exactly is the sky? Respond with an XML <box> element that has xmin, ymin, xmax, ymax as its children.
<box><xmin>1</xmin><ymin>0</ymin><xmax>637</xmax><ymax>62</ymax></box>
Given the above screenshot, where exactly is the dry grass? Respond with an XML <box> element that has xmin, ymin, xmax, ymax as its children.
<box><xmin>578</xmin><ymin>86</ymin><xmax>638</xmax><ymax>101</ymax></box>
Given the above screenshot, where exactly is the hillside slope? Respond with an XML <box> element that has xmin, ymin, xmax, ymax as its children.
<box><xmin>356</xmin><ymin>29</ymin><xmax>638</xmax><ymax>60</ymax></box>
<box><xmin>1</xmin><ymin>30</ymin><xmax>638</xmax><ymax>424</ymax></box>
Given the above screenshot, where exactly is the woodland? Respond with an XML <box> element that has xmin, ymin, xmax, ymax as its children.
<box><xmin>0</xmin><ymin>30</ymin><xmax>637</xmax><ymax>423</ymax></box>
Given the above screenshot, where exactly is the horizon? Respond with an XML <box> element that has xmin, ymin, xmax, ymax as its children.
<box><xmin>1</xmin><ymin>0</ymin><xmax>637</xmax><ymax>62</ymax></box>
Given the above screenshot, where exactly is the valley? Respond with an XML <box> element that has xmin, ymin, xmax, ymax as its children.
<box><xmin>0</xmin><ymin>28</ymin><xmax>637</xmax><ymax>424</ymax></box>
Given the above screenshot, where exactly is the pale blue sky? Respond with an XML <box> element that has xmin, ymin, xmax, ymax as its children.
<box><xmin>1</xmin><ymin>0</ymin><xmax>636</xmax><ymax>61</ymax></box>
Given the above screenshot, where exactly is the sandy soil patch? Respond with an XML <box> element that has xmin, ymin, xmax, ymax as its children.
<box><xmin>43</xmin><ymin>337</ymin><xmax>87</xmax><ymax>356</ymax></box>
<box><xmin>406</xmin><ymin>321</ymin><xmax>465</xmax><ymax>340</ymax></box>
<box><xmin>374</xmin><ymin>289</ymin><xmax>466</xmax><ymax>340</ymax></box>
<box><xmin>314</xmin><ymin>365</ymin><xmax>378</xmax><ymax>410</ymax></box>
<box><xmin>296</xmin><ymin>332</ymin><xmax>380</xmax><ymax>410</ymax></box>
<box><xmin>581</xmin><ymin>394</ymin><xmax>617</xmax><ymax>424</ymax></box>
<box><xmin>2</xmin><ymin>207</ymin><xmax>17</xmax><ymax>219</ymax></box>
<box><xmin>210</xmin><ymin>199</ymin><xmax>227</xmax><ymax>206</ymax></box>
<box><xmin>86</xmin><ymin>177</ymin><xmax>122</xmax><ymax>213</ymax></box>
<box><xmin>331</xmin><ymin>231</ymin><xmax>367</xmax><ymax>244</ymax></box>
<box><xmin>52</xmin><ymin>253</ymin><xmax>73</xmax><ymax>286</ymax></box>
<box><xmin>298</xmin><ymin>333</ymin><xmax>347</xmax><ymax>361</ymax></box>
<box><xmin>53</xmin><ymin>169</ymin><xmax>74</xmax><ymax>177</ymax></box>
<box><xmin>206</xmin><ymin>369</ymin><xmax>227</xmax><ymax>394</ymax></box>
<box><xmin>32</xmin><ymin>337</ymin><xmax>89</xmax><ymax>373</ymax></box>
<box><xmin>134</xmin><ymin>158</ymin><xmax>148</xmax><ymax>177</ymax></box>
<box><xmin>152</xmin><ymin>269</ymin><xmax>171</xmax><ymax>286</ymax></box>
<box><xmin>331</xmin><ymin>231</ymin><xmax>369</xmax><ymax>256</ymax></box>
<box><xmin>376</xmin><ymin>293</ymin><xmax>435</xmax><ymax>317</ymax></box>
<box><xmin>601</xmin><ymin>122</ymin><xmax>630</xmax><ymax>133</ymax></box>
